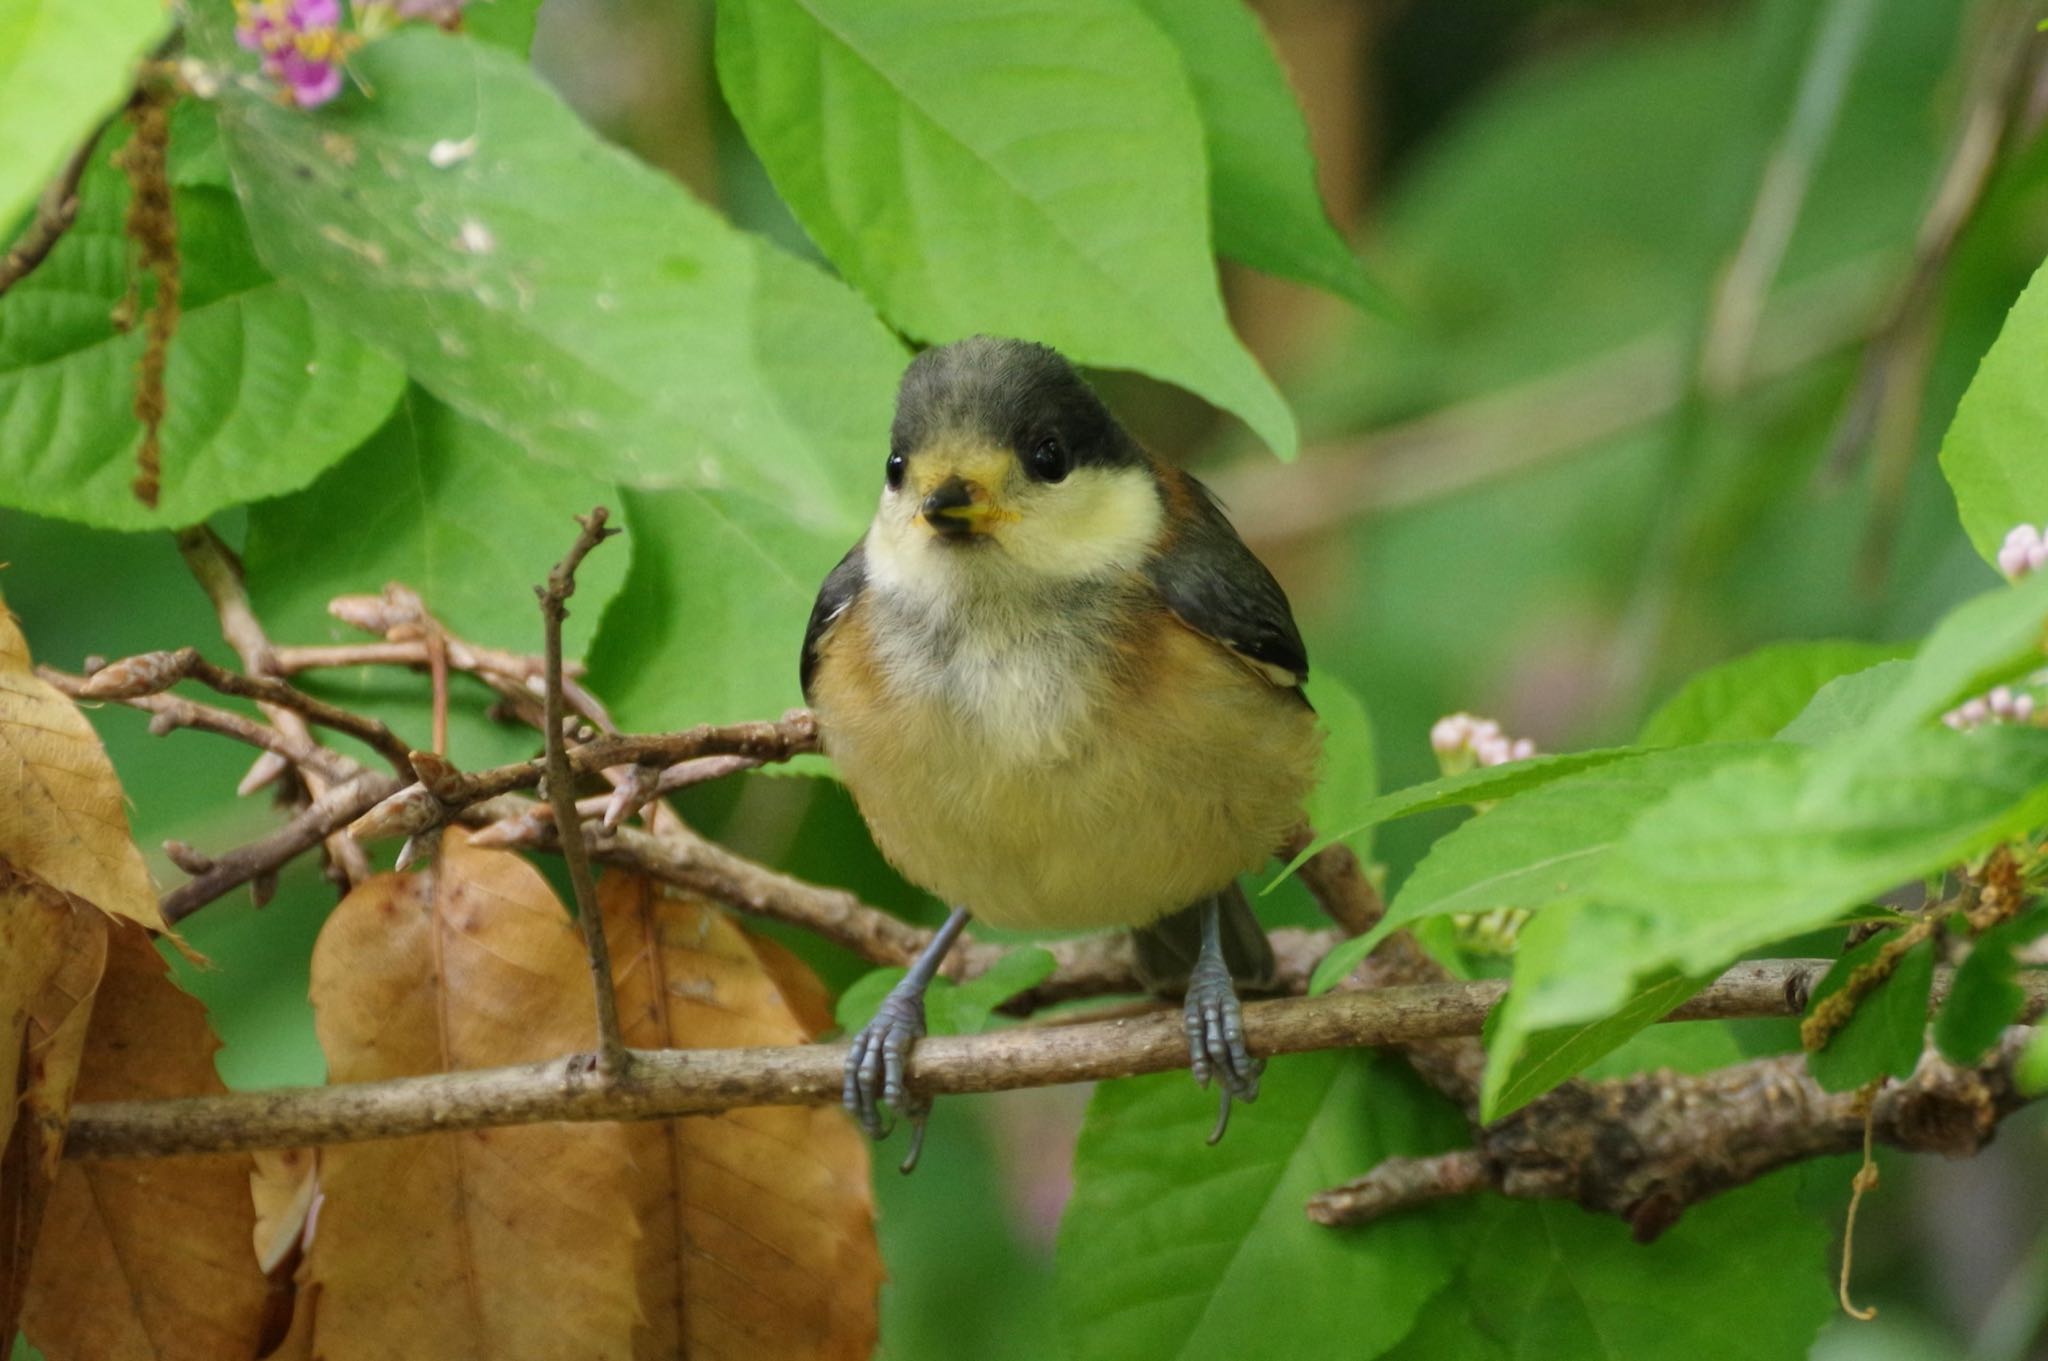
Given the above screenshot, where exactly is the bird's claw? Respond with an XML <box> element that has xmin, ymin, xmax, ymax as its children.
<box><xmin>1184</xmin><ymin>959</ymin><xmax>1261</xmax><ymax>1144</ymax></box>
<box><xmin>843</xmin><ymin>985</ymin><xmax>932</xmax><ymax>1171</ymax></box>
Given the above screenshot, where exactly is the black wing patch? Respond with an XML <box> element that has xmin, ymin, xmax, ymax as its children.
<box><xmin>800</xmin><ymin>539</ymin><xmax>868</xmax><ymax>702</ymax></box>
<box><xmin>1146</xmin><ymin>476</ymin><xmax>1309</xmax><ymax>689</ymax></box>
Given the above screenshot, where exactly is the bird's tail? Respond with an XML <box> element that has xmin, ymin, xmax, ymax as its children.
<box><xmin>1130</xmin><ymin>881</ymin><xmax>1277</xmax><ymax>997</ymax></box>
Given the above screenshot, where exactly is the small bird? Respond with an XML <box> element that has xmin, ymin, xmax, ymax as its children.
<box><xmin>802</xmin><ymin>336</ymin><xmax>1321</xmax><ymax>1170</ymax></box>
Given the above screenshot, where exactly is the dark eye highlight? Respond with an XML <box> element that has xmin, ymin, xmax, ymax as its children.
<box><xmin>1025</xmin><ymin>436</ymin><xmax>1070</xmax><ymax>483</ymax></box>
<box><xmin>885</xmin><ymin>450</ymin><xmax>907</xmax><ymax>490</ymax></box>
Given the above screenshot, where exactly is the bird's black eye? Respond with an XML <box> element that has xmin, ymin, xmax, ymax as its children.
<box><xmin>1025</xmin><ymin>435</ymin><xmax>1070</xmax><ymax>483</ymax></box>
<box><xmin>885</xmin><ymin>450</ymin><xmax>907</xmax><ymax>490</ymax></box>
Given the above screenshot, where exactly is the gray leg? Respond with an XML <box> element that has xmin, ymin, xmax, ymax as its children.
<box><xmin>1184</xmin><ymin>894</ymin><xmax>1262</xmax><ymax>1144</ymax></box>
<box><xmin>844</xmin><ymin>905</ymin><xmax>970</xmax><ymax>1174</ymax></box>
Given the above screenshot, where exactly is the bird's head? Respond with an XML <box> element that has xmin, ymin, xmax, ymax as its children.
<box><xmin>865</xmin><ymin>337</ymin><xmax>1165</xmax><ymax>590</ymax></box>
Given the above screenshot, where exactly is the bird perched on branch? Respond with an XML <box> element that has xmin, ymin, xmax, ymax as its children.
<box><xmin>803</xmin><ymin>336</ymin><xmax>1321</xmax><ymax>1170</ymax></box>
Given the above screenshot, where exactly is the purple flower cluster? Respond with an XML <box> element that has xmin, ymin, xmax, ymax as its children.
<box><xmin>234</xmin><ymin>0</ymin><xmax>350</xmax><ymax>108</ymax></box>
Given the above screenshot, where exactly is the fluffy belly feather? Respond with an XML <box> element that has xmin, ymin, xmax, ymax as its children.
<box><xmin>812</xmin><ymin>607</ymin><xmax>1320</xmax><ymax>931</ymax></box>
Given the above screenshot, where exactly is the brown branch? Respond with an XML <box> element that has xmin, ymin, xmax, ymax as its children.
<box><xmin>160</xmin><ymin>774</ymin><xmax>402</xmax><ymax>923</ymax></box>
<box><xmin>1308</xmin><ymin>1026</ymin><xmax>2043</xmax><ymax>1240</ymax></box>
<box><xmin>77</xmin><ymin>644</ymin><xmax>417</xmax><ymax>775</ymax></box>
<box><xmin>63</xmin><ymin>958</ymin><xmax>1939</xmax><ymax>1161</ymax></box>
<box><xmin>178</xmin><ymin>529</ymin><xmax>378</xmax><ymax>886</ymax></box>
<box><xmin>38</xmin><ymin>667</ymin><xmax>357</xmax><ymax>786</ymax></box>
<box><xmin>537</xmin><ymin>509</ymin><xmax>629</xmax><ymax>1075</ymax></box>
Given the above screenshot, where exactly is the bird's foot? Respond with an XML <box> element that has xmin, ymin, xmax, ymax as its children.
<box><xmin>843</xmin><ymin>983</ymin><xmax>933</xmax><ymax>1173</ymax></box>
<box><xmin>1184</xmin><ymin>956</ymin><xmax>1261</xmax><ymax>1145</ymax></box>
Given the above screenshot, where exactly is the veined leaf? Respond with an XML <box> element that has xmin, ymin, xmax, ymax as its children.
<box><xmin>1941</xmin><ymin>256</ymin><xmax>2048</xmax><ymax>564</ymax></box>
<box><xmin>245</xmin><ymin>388</ymin><xmax>627</xmax><ymax>664</ymax></box>
<box><xmin>1057</xmin><ymin>1051</ymin><xmax>1468</xmax><ymax>1361</ymax></box>
<box><xmin>1639</xmin><ymin>640</ymin><xmax>1907</xmax><ymax>747</ymax></box>
<box><xmin>1274</xmin><ymin>746</ymin><xmax>1644</xmax><ymax>897</ymax></box>
<box><xmin>189</xmin><ymin>16</ymin><xmax>904</xmax><ymax>529</ymax></box>
<box><xmin>0</xmin><ymin>0</ymin><xmax>167</xmax><ymax>228</ymax></box>
<box><xmin>1775</xmin><ymin>659</ymin><xmax>1911</xmax><ymax>744</ymax></box>
<box><xmin>1131</xmin><ymin>0</ymin><xmax>1387</xmax><ymax>312</ymax></box>
<box><xmin>1932</xmin><ymin>906</ymin><xmax>2048</xmax><ymax>1066</ymax></box>
<box><xmin>0</xmin><ymin>604</ymin><xmax>165</xmax><ymax>931</ymax></box>
<box><xmin>304</xmin><ymin>833</ymin><xmax>639</xmax><ymax>1359</ymax></box>
<box><xmin>1858</xmin><ymin>567</ymin><xmax>2048</xmax><ymax>740</ymax></box>
<box><xmin>21</xmin><ymin>925</ymin><xmax>267</xmax><ymax>1361</ymax></box>
<box><xmin>713</xmin><ymin>0</ymin><xmax>1297</xmax><ymax>456</ymax></box>
<box><xmin>600</xmin><ymin>874</ymin><xmax>880</xmax><ymax>1361</ymax></box>
<box><xmin>0</xmin><ymin>161</ymin><xmax>405</xmax><ymax>529</ymax></box>
<box><xmin>1303</xmin><ymin>673</ymin><xmax>1377</xmax><ymax>863</ymax></box>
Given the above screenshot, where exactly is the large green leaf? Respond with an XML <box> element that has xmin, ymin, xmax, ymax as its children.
<box><xmin>0</xmin><ymin>167</ymin><xmax>405</xmax><ymax>529</ymax></box>
<box><xmin>0</xmin><ymin>0</ymin><xmax>166</xmax><ymax>228</ymax></box>
<box><xmin>1776</xmin><ymin>659</ymin><xmax>1911</xmax><ymax>744</ymax></box>
<box><xmin>1932</xmin><ymin>907</ymin><xmax>2048</xmax><ymax>1066</ymax></box>
<box><xmin>1941</xmin><ymin>257</ymin><xmax>2048</xmax><ymax>564</ymax></box>
<box><xmin>244</xmin><ymin>388</ymin><xmax>626</xmax><ymax>662</ymax></box>
<box><xmin>1056</xmin><ymin>1052</ymin><xmax>1467</xmax><ymax>1361</ymax></box>
<box><xmin>584</xmin><ymin>485</ymin><xmax>851</xmax><ymax>734</ymax></box>
<box><xmin>1481</xmin><ymin>902</ymin><xmax>1704</xmax><ymax>1120</ymax></box>
<box><xmin>712</xmin><ymin>0</ymin><xmax>1296</xmax><ymax>457</ymax></box>
<box><xmin>1522</xmin><ymin>726</ymin><xmax>2048</xmax><ymax>1032</ymax></box>
<box><xmin>1857</xmin><ymin>568</ymin><xmax>2048</xmax><ymax>740</ymax></box>
<box><xmin>193</xmin><ymin>16</ymin><xmax>903</xmax><ymax>530</ymax></box>
<box><xmin>1638</xmin><ymin>640</ymin><xmax>1907</xmax><ymax>747</ymax></box>
<box><xmin>1275</xmin><ymin>746</ymin><xmax>1645</xmax><ymax>896</ymax></box>
<box><xmin>1130</xmin><ymin>0</ymin><xmax>1384</xmax><ymax>313</ymax></box>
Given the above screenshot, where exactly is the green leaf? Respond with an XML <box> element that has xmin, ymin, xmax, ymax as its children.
<box><xmin>1363</xmin><ymin>745</ymin><xmax>1764</xmax><ymax>953</ymax></box>
<box><xmin>584</xmin><ymin>486</ymin><xmax>849</xmax><ymax>735</ymax></box>
<box><xmin>1129</xmin><ymin>0</ymin><xmax>1386</xmax><ymax>313</ymax></box>
<box><xmin>1553</xmin><ymin>726</ymin><xmax>2048</xmax><ymax>1027</ymax></box>
<box><xmin>1302</xmin><ymin>673</ymin><xmax>1376</xmax><ymax>864</ymax></box>
<box><xmin>1805</xmin><ymin>931</ymin><xmax>1935</xmax><ymax>1093</ymax></box>
<box><xmin>1274</xmin><ymin>746</ymin><xmax>1645</xmax><ymax>898</ymax></box>
<box><xmin>712</xmin><ymin>0</ymin><xmax>1297</xmax><ymax>458</ymax></box>
<box><xmin>193</xmin><ymin>19</ymin><xmax>904</xmax><ymax>526</ymax></box>
<box><xmin>933</xmin><ymin>946</ymin><xmax>1056</xmax><ymax>1036</ymax></box>
<box><xmin>1056</xmin><ymin>1051</ymin><xmax>1468</xmax><ymax>1361</ymax></box>
<box><xmin>1776</xmin><ymin>659</ymin><xmax>1912</xmax><ymax>744</ymax></box>
<box><xmin>1482</xmin><ymin>904</ymin><xmax>1704</xmax><ymax>1119</ymax></box>
<box><xmin>1858</xmin><ymin>569</ymin><xmax>2048</xmax><ymax>740</ymax></box>
<box><xmin>462</xmin><ymin>0</ymin><xmax>543</xmax><ymax>54</ymax></box>
<box><xmin>244</xmin><ymin>388</ymin><xmax>626</xmax><ymax>662</ymax></box>
<box><xmin>0</xmin><ymin>0</ymin><xmax>167</xmax><ymax>228</ymax></box>
<box><xmin>2017</xmin><ymin>1027</ymin><xmax>2048</xmax><ymax>1096</ymax></box>
<box><xmin>834</xmin><ymin>947</ymin><xmax>1056</xmax><ymax>1037</ymax></box>
<box><xmin>1940</xmin><ymin>256</ymin><xmax>2048</xmax><ymax>564</ymax></box>
<box><xmin>1446</xmin><ymin>1180</ymin><xmax>1831</xmax><ymax>1361</ymax></box>
<box><xmin>1933</xmin><ymin>907</ymin><xmax>2048</xmax><ymax>1066</ymax></box>
<box><xmin>1639</xmin><ymin>640</ymin><xmax>1908</xmax><ymax>747</ymax></box>
<box><xmin>0</xmin><ymin>171</ymin><xmax>405</xmax><ymax>529</ymax></box>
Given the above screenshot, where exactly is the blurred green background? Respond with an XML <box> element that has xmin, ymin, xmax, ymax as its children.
<box><xmin>6</xmin><ymin>0</ymin><xmax>2047</xmax><ymax>1356</ymax></box>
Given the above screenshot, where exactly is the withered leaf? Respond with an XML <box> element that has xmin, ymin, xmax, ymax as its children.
<box><xmin>602</xmin><ymin>872</ymin><xmax>882</xmax><ymax>1361</ymax></box>
<box><xmin>303</xmin><ymin>831</ymin><xmax>639</xmax><ymax>1360</ymax></box>
<box><xmin>21</xmin><ymin>923</ymin><xmax>266</xmax><ymax>1361</ymax></box>
<box><xmin>0</xmin><ymin>886</ymin><xmax>106</xmax><ymax>1348</ymax></box>
<box><xmin>0</xmin><ymin>607</ymin><xmax>167</xmax><ymax>932</ymax></box>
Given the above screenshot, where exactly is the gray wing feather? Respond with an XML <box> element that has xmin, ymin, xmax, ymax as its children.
<box><xmin>800</xmin><ymin>540</ymin><xmax>867</xmax><ymax>702</ymax></box>
<box><xmin>1146</xmin><ymin>477</ymin><xmax>1308</xmax><ymax>687</ymax></box>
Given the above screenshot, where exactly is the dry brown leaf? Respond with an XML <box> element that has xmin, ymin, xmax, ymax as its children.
<box><xmin>744</xmin><ymin>930</ymin><xmax>838</xmax><ymax>1040</ymax></box>
<box><xmin>250</xmin><ymin>1147</ymin><xmax>316</xmax><ymax>1275</ymax></box>
<box><xmin>0</xmin><ymin>886</ymin><xmax>105</xmax><ymax>1347</ymax></box>
<box><xmin>21</xmin><ymin>923</ymin><xmax>266</xmax><ymax>1361</ymax></box>
<box><xmin>302</xmin><ymin>830</ymin><xmax>639</xmax><ymax>1360</ymax></box>
<box><xmin>602</xmin><ymin>872</ymin><xmax>882</xmax><ymax>1361</ymax></box>
<box><xmin>0</xmin><ymin>608</ymin><xmax>167</xmax><ymax>932</ymax></box>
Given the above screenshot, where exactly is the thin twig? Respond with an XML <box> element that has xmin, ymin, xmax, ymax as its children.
<box><xmin>177</xmin><ymin>528</ymin><xmax>376</xmax><ymax>886</ymax></box>
<box><xmin>38</xmin><ymin>667</ymin><xmax>356</xmax><ymax>786</ymax></box>
<box><xmin>161</xmin><ymin>774</ymin><xmax>402</xmax><ymax>923</ymax></box>
<box><xmin>62</xmin><ymin>957</ymin><xmax>1969</xmax><ymax>1161</ymax></box>
<box><xmin>538</xmin><ymin>509</ymin><xmax>629</xmax><ymax>1076</ymax></box>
